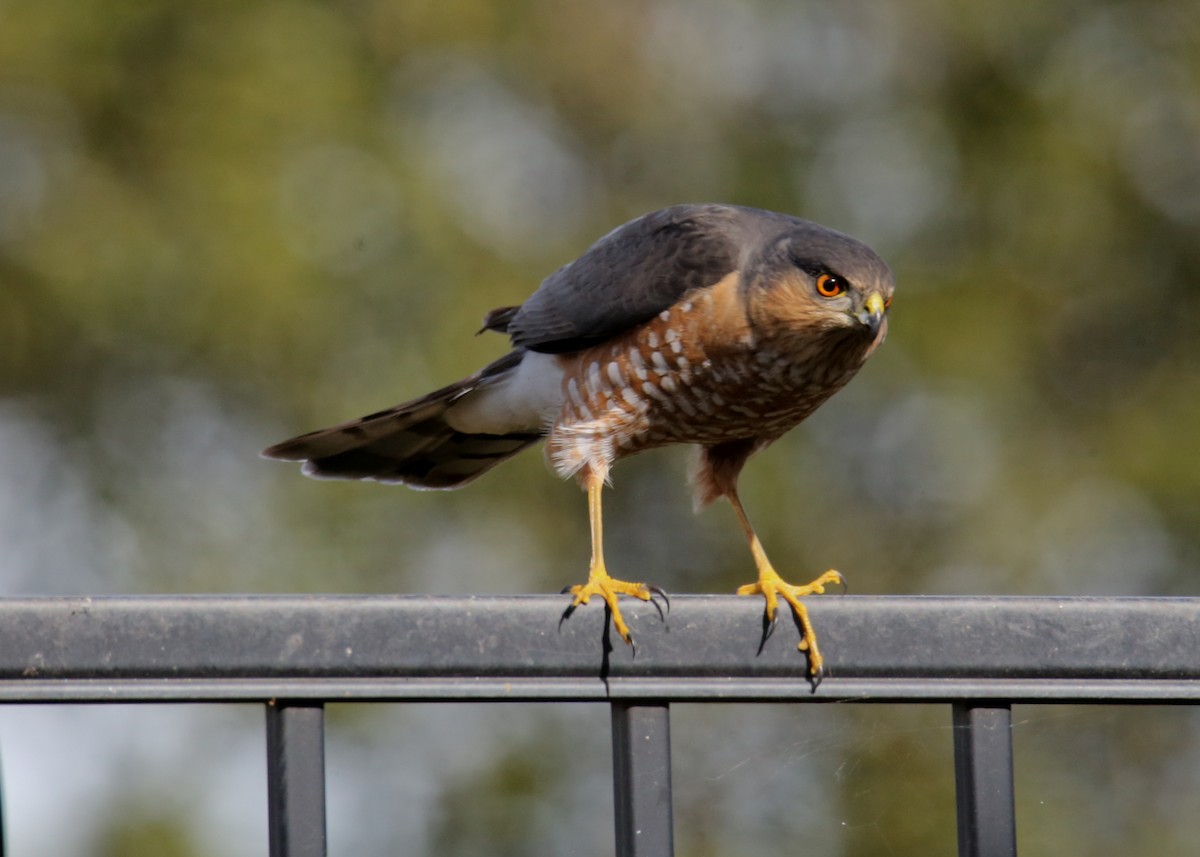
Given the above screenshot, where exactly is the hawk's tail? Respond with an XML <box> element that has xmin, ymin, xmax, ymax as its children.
<box><xmin>262</xmin><ymin>352</ymin><xmax>542</xmax><ymax>490</ymax></box>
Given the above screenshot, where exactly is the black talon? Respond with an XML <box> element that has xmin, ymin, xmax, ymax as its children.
<box><xmin>755</xmin><ymin>610</ymin><xmax>776</xmax><ymax>655</ymax></box>
<box><xmin>558</xmin><ymin>600</ymin><xmax>580</xmax><ymax>632</ymax></box>
<box><xmin>647</xmin><ymin>586</ymin><xmax>670</xmax><ymax>622</ymax></box>
<box><xmin>646</xmin><ymin>596</ymin><xmax>667</xmax><ymax>625</ymax></box>
<box><xmin>831</xmin><ymin>573</ymin><xmax>848</xmax><ymax>595</ymax></box>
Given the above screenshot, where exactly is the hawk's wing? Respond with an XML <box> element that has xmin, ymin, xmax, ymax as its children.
<box><xmin>501</xmin><ymin>204</ymin><xmax>784</xmax><ymax>354</ymax></box>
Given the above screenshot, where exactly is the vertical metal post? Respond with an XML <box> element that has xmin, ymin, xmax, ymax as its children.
<box><xmin>266</xmin><ymin>701</ymin><xmax>328</xmax><ymax>857</ymax></box>
<box><xmin>611</xmin><ymin>702</ymin><xmax>675</xmax><ymax>857</ymax></box>
<box><xmin>0</xmin><ymin>743</ymin><xmax>6</xmax><ymax>857</ymax></box>
<box><xmin>952</xmin><ymin>702</ymin><xmax>1017</xmax><ymax>857</ymax></box>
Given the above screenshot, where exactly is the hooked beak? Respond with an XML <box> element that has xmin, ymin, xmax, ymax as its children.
<box><xmin>856</xmin><ymin>292</ymin><xmax>886</xmax><ymax>337</ymax></box>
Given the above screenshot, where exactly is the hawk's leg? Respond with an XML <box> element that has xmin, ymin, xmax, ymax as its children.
<box><xmin>728</xmin><ymin>488</ymin><xmax>843</xmax><ymax>676</ymax></box>
<box><xmin>565</xmin><ymin>471</ymin><xmax>659</xmax><ymax>646</ymax></box>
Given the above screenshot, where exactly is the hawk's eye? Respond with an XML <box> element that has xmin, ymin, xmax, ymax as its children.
<box><xmin>815</xmin><ymin>273</ymin><xmax>846</xmax><ymax>298</ymax></box>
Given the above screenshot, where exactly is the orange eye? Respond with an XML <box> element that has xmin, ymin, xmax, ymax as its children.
<box><xmin>815</xmin><ymin>273</ymin><xmax>846</xmax><ymax>298</ymax></box>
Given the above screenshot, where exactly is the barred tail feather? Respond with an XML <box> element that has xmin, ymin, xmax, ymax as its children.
<box><xmin>262</xmin><ymin>352</ymin><xmax>542</xmax><ymax>490</ymax></box>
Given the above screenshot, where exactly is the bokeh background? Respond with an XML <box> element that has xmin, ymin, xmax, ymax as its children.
<box><xmin>1</xmin><ymin>1</ymin><xmax>1199</xmax><ymax>854</ymax></box>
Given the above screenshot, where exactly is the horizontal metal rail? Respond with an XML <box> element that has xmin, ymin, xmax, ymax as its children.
<box><xmin>2</xmin><ymin>594</ymin><xmax>1197</xmax><ymax>857</ymax></box>
<box><xmin>0</xmin><ymin>595</ymin><xmax>1196</xmax><ymax>702</ymax></box>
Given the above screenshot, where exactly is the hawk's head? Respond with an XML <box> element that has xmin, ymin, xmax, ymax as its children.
<box><xmin>747</xmin><ymin>223</ymin><xmax>895</xmax><ymax>350</ymax></box>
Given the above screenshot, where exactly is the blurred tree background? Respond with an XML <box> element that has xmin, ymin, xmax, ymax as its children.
<box><xmin>0</xmin><ymin>0</ymin><xmax>1198</xmax><ymax>854</ymax></box>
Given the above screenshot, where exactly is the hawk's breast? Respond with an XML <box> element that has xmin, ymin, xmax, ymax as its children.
<box><xmin>546</xmin><ymin>275</ymin><xmax>871</xmax><ymax>478</ymax></box>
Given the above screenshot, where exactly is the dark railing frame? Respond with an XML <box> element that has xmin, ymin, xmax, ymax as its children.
<box><xmin>1</xmin><ymin>594</ymin><xmax>1197</xmax><ymax>857</ymax></box>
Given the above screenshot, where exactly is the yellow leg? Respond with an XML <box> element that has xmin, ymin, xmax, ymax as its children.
<box><xmin>565</xmin><ymin>474</ymin><xmax>658</xmax><ymax>644</ymax></box>
<box><xmin>729</xmin><ymin>490</ymin><xmax>843</xmax><ymax>676</ymax></box>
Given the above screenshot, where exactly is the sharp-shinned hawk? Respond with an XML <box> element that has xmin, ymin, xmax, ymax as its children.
<box><xmin>264</xmin><ymin>203</ymin><xmax>894</xmax><ymax>675</ymax></box>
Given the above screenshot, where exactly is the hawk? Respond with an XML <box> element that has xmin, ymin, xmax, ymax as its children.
<box><xmin>264</xmin><ymin>204</ymin><xmax>894</xmax><ymax>675</ymax></box>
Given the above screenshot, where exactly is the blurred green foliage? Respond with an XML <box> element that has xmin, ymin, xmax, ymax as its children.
<box><xmin>1</xmin><ymin>0</ymin><xmax>1198</xmax><ymax>855</ymax></box>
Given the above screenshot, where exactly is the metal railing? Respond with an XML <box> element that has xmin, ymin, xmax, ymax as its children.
<box><xmin>1</xmin><ymin>594</ymin><xmax>1197</xmax><ymax>857</ymax></box>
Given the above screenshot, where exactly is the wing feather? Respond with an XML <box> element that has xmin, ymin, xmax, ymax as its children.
<box><xmin>505</xmin><ymin>204</ymin><xmax>781</xmax><ymax>353</ymax></box>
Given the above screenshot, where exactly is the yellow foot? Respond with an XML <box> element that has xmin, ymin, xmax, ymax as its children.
<box><xmin>737</xmin><ymin>568</ymin><xmax>844</xmax><ymax>676</ymax></box>
<box><xmin>565</xmin><ymin>566</ymin><xmax>666</xmax><ymax>646</ymax></box>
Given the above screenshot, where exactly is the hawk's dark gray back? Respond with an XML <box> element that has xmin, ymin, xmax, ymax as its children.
<box><xmin>506</xmin><ymin>204</ymin><xmax>799</xmax><ymax>354</ymax></box>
